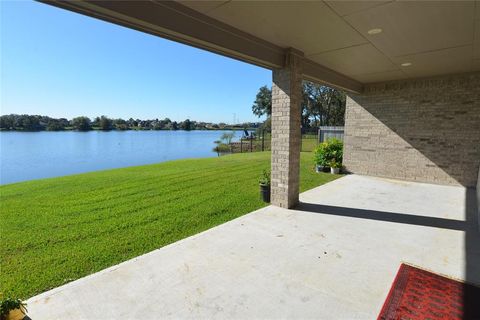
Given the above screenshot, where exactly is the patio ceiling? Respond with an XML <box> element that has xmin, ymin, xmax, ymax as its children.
<box><xmin>180</xmin><ymin>0</ymin><xmax>480</xmax><ymax>83</ymax></box>
<box><xmin>42</xmin><ymin>1</ymin><xmax>480</xmax><ymax>92</ymax></box>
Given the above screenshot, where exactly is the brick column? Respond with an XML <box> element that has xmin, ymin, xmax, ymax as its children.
<box><xmin>271</xmin><ymin>49</ymin><xmax>303</xmax><ymax>208</ymax></box>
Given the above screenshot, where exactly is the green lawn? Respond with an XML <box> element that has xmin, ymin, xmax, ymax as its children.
<box><xmin>0</xmin><ymin>152</ymin><xmax>340</xmax><ymax>298</ymax></box>
<box><xmin>301</xmin><ymin>137</ymin><xmax>318</xmax><ymax>152</ymax></box>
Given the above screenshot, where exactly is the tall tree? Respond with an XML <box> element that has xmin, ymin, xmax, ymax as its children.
<box><xmin>71</xmin><ymin>117</ymin><xmax>91</xmax><ymax>131</ymax></box>
<box><xmin>113</xmin><ymin>118</ymin><xmax>128</xmax><ymax>130</ymax></box>
<box><xmin>180</xmin><ymin>119</ymin><xmax>192</xmax><ymax>131</ymax></box>
<box><xmin>98</xmin><ymin>116</ymin><xmax>113</xmax><ymax>130</ymax></box>
<box><xmin>0</xmin><ymin>115</ymin><xmax>15</xmax><ymax>130</ymax></box>
<box><xmin>251</xmin><ymin>85</ymin><xmax>272</xmax><ymax>117</ymax></box>
<box><xmin>309</xmin><ymin>85</ymin><xmax>346</xmax><ymax>127</ymax></box>
<box><xmin>251</xmin><ymin>82</ymin><xmax>346</xmax><ymax>130</ymax></box>
<box><xmin>46</xmin><ymin>119</ymin><xmax>65</xmax><ymax>131</ymax></box>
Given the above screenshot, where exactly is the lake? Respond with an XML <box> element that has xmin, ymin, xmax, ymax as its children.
<box><xmin>0</xmin><ymin>130</ymin><xmax>243</xmax><ymax>185</ymax></box>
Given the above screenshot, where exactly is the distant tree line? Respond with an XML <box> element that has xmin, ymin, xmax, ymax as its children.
<box><xmin>252</xmin><ymin>80</ymin><xmax>346</xmax><ymax>132</ymax></box>
<box><xmin>0</xmin><ymin>114</ymin><xmax>260</xmax><ymax>132</ymax></box>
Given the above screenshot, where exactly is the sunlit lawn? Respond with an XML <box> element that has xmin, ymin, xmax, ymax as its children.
<box><xmin>301</xmin><ymin>136</ymin><xmax>318</xmax><ymax>152</ymax></box>
<box><xmin>0</xmin><ymin>152</ymin><xmax>340</xmax><ymax>298</ymax></box>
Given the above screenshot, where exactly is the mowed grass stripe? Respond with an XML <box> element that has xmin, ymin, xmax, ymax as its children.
<box><xmin>2</xmin><ymin>160</ymin><xmax>261</xmax><ymax>221</ymax></box>
<box><xmin>1</xmin><ymin>159</ymin><xmax>262</xmax><ymax>232</ymax></box>
<box><xmin>0</xmin><ymin>162</ymin><xmax>262</xmax><ymax>240</ymax></box>
<box><xmin>7</xmin><ymin>164</ymin><xmax>267</xmax><ymax>252</ymax></box>
<box><xmin>0</xmin><ymin>152</ymin><xmax>340</xmax><ymax>298</ymax></box>
<box><xmin>2</xmin><ymin>160</ymin><xmax>265</xmax><ymax>238</ymax></box>
<box><xmin>1</xmin><ymin>158</ymin><xmax>258</xmax><ymax>209</ymax></box>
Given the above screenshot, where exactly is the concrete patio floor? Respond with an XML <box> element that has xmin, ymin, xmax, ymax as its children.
<box><xmin>27</xmin><ymin>174</ymin><xmax>480</xmax><ymax>319</ymax></box>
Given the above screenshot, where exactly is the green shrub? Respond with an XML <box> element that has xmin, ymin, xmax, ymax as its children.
<box><xmin>314</xmin><ymin>138</ymin><xmax>343</xmax><ymax>167</ymax></box>
<box><xmin>314</xmin><ymin>142</ymin><xmax>328</xmax><ymax>166</ymax></box>
<box><xmin>213</xmin><ymin>143</ymin><xmax>231</xmax><ymax>156</ymax></box>
<box><xmin>329</xmin><ymin>159</ymin><xmax>342</xmax><ymax>168</ymax></box>
<box><xmin>326</xmin><ymin>138</ymin><xmax>343</xmax><ymax>165</ymax></box>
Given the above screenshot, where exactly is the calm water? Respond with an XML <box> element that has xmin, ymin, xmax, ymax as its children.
<box><xmin>0</xmin><ymin>130</ymin><xmax>241</xmax><ymax>185</ymax></box>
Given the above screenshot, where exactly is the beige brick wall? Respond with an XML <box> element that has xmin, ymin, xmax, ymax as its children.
<box><xmin>344</xmin><ymin>72</ymin><xmax>480</xmax><ymax>187</ymax></box>
<box><xmin>271</xmin><ymin>51</ymin><xmax>303</xmax><ymax>208</ymax></box>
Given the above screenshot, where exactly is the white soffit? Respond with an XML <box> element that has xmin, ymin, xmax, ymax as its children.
<box><xmin>393</xmin><ymin>45</ymin><xmax>474</xmax><ymax>78</ymax></box>
<box><xmin>325</xmin><ymin>0</ymin><xmax>393</xmax><ymax>17</ymax></box>
<box><xmin>344</xmin><ymin>1</ymin><xmax>475</xmax><ymax>57</ymax></box>
<box><xmin>184</xmin><ymin>1</ymin><xmax>368</xmax><ymax>55</ymax></box>
<box><xmin>308</xmin><ymin>43</ymin><xmax>398</xmax><ymax>78</ymax></box>
<box><xmin>180</xmin><ymin>0</ymin><xmax>480</xmax><ymax>83</ymax></box>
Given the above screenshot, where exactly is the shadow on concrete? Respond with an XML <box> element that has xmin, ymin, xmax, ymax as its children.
<box><xmin>296</xmin><ymin>194</ymin><xmax>480</xmax><ymax>319</ymax></box>
<box><xmin>295</xmin><ymin>202</ymin><xmax>474</xmax><ymax>232</ymax></box>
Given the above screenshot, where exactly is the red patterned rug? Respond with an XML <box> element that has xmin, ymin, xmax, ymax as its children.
<box><xmin>378</xmin><ymin>264</ymin><xmax>480</xmax><ymax>320</ymax></box>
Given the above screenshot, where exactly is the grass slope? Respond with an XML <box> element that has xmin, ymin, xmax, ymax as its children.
<box><xmin>0</xmin><ymin>152</ymin><xmax>340</xmax><ymax>298</ymax></box>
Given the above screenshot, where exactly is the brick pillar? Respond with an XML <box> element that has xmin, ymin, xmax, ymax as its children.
<box><xmin>271</xmin><ymin>49</ymin><xmax>303</xmax><ymax>208</ymax></box>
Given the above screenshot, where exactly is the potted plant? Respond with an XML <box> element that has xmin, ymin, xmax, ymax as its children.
<box><xmin>313</xmin><ymin>142</ymin><xmax>328</xmax><ymax>173</ymax></box>
<box><xmin>0</xmin><ymin>297</ymin><xmax>27</xmax><ymax>320</ymax></box>
<box><xmin>329</xmin><ymin>159</ymin><xmax>341</xmax><ymax>174</ymax></box>
<box><xmin>322</xmin><ymin>138</ymin><xmax>343</xmax><ymax>174</ymax></box>
<box><xmin>259</xmin><ymin>169</ymin><xmax>271</xmax><ymax>203</ymax></box>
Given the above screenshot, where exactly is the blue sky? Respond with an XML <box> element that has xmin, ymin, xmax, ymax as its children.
<box><xmin>0</xmin><ymin>1</ymin><xmax>271</xmax><ymax>123</ymax></box>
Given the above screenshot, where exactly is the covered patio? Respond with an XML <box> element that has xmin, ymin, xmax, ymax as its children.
<box><xmin>31</xmin><ymin>0</ymin><xmax>480</xmax><ymax>318</ymax></box>
<box><xmin>27</xmin><ymin>175</ymin><xmax>480</xmax><ymax>318</ymax></box>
